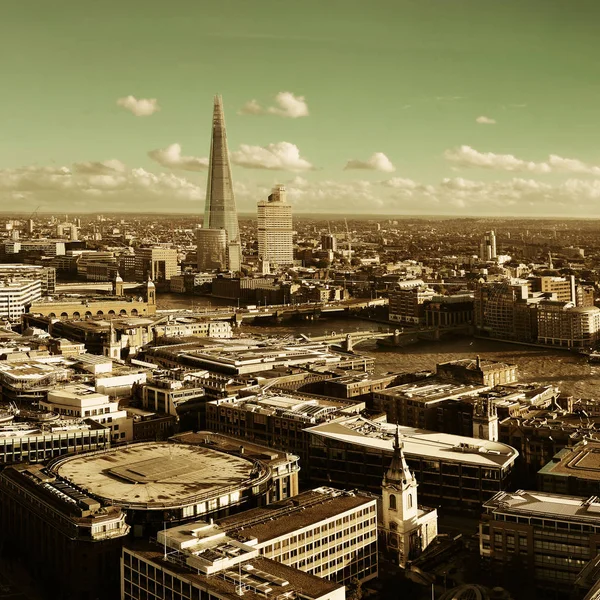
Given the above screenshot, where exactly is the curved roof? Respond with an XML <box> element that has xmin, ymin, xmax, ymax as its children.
<box><xmin>52</xmin><ymin>442</ymin><xmax>266</xmax><ymax>509</ymax></box>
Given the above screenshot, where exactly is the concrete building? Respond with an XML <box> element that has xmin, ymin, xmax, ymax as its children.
<box><xmin>537</xmin><ymin>302</ymin><xmax>600</xmax><ymax>348</ymax></box>
<box><xmin>305</xmin><ymin>416</ymin><xmax>519</xmax><ymax>510</ymax></box>
<box><xmin>0</xmin><ymin>417</ymin><xmax>111</xmax><ymax>464</ymax></box>
<box><xmin>196</xmin><ymin>227</ymin><xmax>228</xmax><ymax>271</ymax></box>
<box><xmin>153</xmin><ymin>316</ymin><xmax>233</xmax><ymax>339</ymax></box>
<box><xmin>321</xmin><ymin>233</ymin><xmax>337</xmax><ymax>252</ymax></box>
<box><xmin>48</xmin><ymin>441</ymin><xmax>286</xmax><ymax>536</ymax></box>
<box><xmin>171</xmin><ymin>431</ymin><xmax>300</xmax><ymax>504</ymax></box>
<box><xmin>41</xmin><ymin>383</ymin><xmax>133</xmax><ymax>444</ymax></box>
<box><xmin>203</xmin><ymin>95</ymin><xmax>242</xmax><ymax>272</ymax></box>
<box><xmin>135</xmin><ymin>246</ymin><xmax>179</xmax><ymax>282</ymax></box>
<box><xmin>480</xmin><ymin>490</ymin><xmax>600</xmax><ymax>595</ymax></box>
<box><xmin>257</xmin><ymin>185</ymin><xmax>294</xmax><ymax>267</ymax></box>
<box><xmin>479</xmin><ymin>230</ymin><xmax>497</xmax><ymax>261</ymax></box>
<box><xmin>122</xmin><ymin>534</ymin><xmax>345</xmax><ymax>600</ymax></box>
<box><xmin>185</xmin><ymin>486</ymin><xmax>379</xmax><ymax>586</ymax></box>
<box><xmin>142</xmin><ymin>372</ymin><xmax>206</xmax><ymax>418</ymax></box>
<box><xmin>0</xmin><ymin>264</ymin><xmax>56</xmax><ymax>294</ymax></box>
<box><xmin>205</xmin><ymin>393</ymin><xmax>364</xmax><ymax>468</ymax></box>
<box><xmin>381</xmin><ymin>429</ymin><xmax>437</xmax><ymax>567</ymax></box>
<box><xmin>388</xmin><ymin>286</ymin><xmax>436</xmax><ymax>324</ymax></box>
<box><xmin>56</xmin><ymin>221</ymin><xmax>79</xmax><ymax>240</ymax></box>
<box><xmin>0</xmin><ymin>276</ymin><xmax>42</xmax><ymax>321</ymax></box>
<box><xmin>0</xmin><ymin>464</ymin><xmax>130</xmax><ymax>600</ymax></box>
<box><xmin>436</xmin><ymin>357</ymin><xmax>518</xmax><ymax>387</ymax></box>
<box><xmin>538</xmin><ymin>440</ymin><xmax>600</xmax><ymax>497</ymax></box>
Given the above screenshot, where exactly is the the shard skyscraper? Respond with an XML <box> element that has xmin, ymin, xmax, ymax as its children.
<box><xmin>199</xmin><ymin>95</ymin><xmax>241</xmax><ymax>272</ymax></box>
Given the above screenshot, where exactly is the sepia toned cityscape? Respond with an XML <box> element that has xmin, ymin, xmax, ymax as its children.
<box><xmin>2</xmin><ymin>1</ymin><xmax>600</xmax><ymax>600</ymax></box>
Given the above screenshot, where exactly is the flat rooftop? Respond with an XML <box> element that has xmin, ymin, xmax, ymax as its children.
<box><xmin>218</xmin><ymin>488</ymin><xmax>374</xmax><ymax>543</ymax></box>
<box><xmin>306</xmin><ymin>416</ymin><xmax>518</xmax><ymax>469</ymax></box>
<box><xmin>485</xmin><ymin>490</ymin><xmax>600</xmax><ymax>522</ymax></box>
<box><xmin>539</xmin><ymin>441</ymin><xmax>600</xmax><ymax>481</ymax></box>
<box><xmin>127</xmin><ymin>542</ymin><xmax>341</xmax><ymax>600</ymax></box>
<box><xmin>53</xmin><ymin>442</ymin><xmax>258</xmax><ymax>509</ymax></box>
<box><xmin>376</xmin><ymin>378</ymin><xmax>488</xmax><ymax>403</ymax></box>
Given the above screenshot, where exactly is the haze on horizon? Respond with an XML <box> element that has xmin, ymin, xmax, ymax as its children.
<box><xmin>1</xmin><ymin>0</ymin><xmax>599</xmax><ymax>217</ymax></box>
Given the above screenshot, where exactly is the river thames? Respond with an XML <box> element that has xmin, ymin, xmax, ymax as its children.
<box><xmin>156</xmin><ymin>293</ymin><xmax>600</xmax><ymax>399</ymax></box>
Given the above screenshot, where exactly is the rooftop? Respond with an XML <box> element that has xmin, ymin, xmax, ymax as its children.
<box><xmin>376</xmin><ymin>378</ymin><xmax>488</xmax><ymax>403</ymax></box>
<box><xmin>306</xmin><ymin>415</ymin><xmax>519</xmax><ymax>469</ymax></box>
<box><xmin>127</xmin><ymin>541</ymin><xmax>341</xmax><ymax>600</ymax></box>
<box><xmin>218</xmin><ymin>487</ymin><xmax>375</xmax><ymax>543</ymax></box>
<box><xmin>52</xmin><ymin>442</ymin><xmax>265</xmax><ymax>509</ymax></box>
<box><xmin>538</xmin><ymin>440</ymin><xmax>600</xmax><ymax>481</ymax></box>
<box><xmin>484</xmin><ymin>490</ymin><xmax>600</xmax><ymax>522</ymax></box>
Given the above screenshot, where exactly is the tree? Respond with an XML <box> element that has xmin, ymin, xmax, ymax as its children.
<box><xmin>346</xmin><ymin>578</ymin><xmax>363</xmax><ymax>600</ymax></box>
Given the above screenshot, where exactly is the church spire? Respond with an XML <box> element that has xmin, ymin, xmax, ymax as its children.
<box><xmin>384</xmin><ymin>425</ymin><xmax>415</xmax><ymax>488</ymax></box>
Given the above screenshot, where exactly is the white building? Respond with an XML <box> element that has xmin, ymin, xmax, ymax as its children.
<box><xmin>381</xmin><ymin>428</ymin><xmax>438</xmax><ymax>567</ymax></box>
<box><xmin>41</xmin><ymin>383</ymin><xmax>133</xmax><ymax>444</ymax></box>
<box><xmin>0</xmin><ymin>277</ymin><xmax>42</xmax><ymax>321</ymax></box>
<box><xmin>257</xmin><ymin>185</ymin><xmax>294</xmax><ymax>266</ymax></box>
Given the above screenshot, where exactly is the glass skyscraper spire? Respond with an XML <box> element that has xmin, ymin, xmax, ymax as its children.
<box><xmin>203</xmin><ymin>95</ymin><xmax>240</xmax><ymax>247</ymax></box>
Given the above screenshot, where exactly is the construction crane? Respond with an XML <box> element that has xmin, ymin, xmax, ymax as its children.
<box><xmin>344</xmin><ymin>218</ymin><xmax>352</xmax><ymax>261</ymax></box>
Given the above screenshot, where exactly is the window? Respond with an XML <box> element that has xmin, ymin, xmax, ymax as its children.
<box><xmin>389</xmin><ymin>494</ymin><xmax>397</xmax><ymax>511</ymax></box>
<box><xmin>407</xmin><ymin>494</ymin><xmax>413</xmax><ymax>509</ymax></box>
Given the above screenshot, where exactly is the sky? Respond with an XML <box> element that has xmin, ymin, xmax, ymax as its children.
<box><xmin>2</xmin><ymin>0</ymin><xmax>600</xmax><ymax>217</ymax></box>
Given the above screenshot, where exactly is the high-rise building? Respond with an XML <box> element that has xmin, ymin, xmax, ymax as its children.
<box><xmin>321</xmin><ymin>233</ymin><xmax>337</xmax><ymax>252</ymax></box>
<box><xmin>479</xmin><ymin>230</ymin><xmax>497</xmax><ymax>261</ymax></box>
<box><xmin>257</xmin><ymin>185</ymin><xmax>294</xmax><ymax>266</ymax></box>
<box><xmin>203</xmin><ymin>95</ymin><xmax>241</xmax><ymax>271</ymax></box>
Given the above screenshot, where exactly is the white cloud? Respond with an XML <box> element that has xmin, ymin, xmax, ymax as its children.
<box><xmin>0</xmin><ymin>160</ymin><xmax>203</xmax><ymax>212</ymax></box>
<box><xmin>476</xmin><ymin>116</ymin><xmax>496</xmax><ymax>125</ymax></box>
<box><xmin>116</xmin><ymin>95</ymin><xmax>160</xmax><ymax>117</ymax></box>
<box><xmin>445</xmin><ymin>145</ymin><xmax>600</xmax><ymax>176</ymax></box>
<box><xmin>239</xmin><ymin>92</ymin><xmax>309</xmax><ymax>118</ymax></box>
<box><xmin>72</xmin><ymin>160</ymin><xmax>127</xmax><ymax>175</ymax></box>
<box><xmin>444</xmin><ymin>145</ymin><xmax>551</xmax><ymax>173</ymax></box>
<box><xmin>344</xmin><ymin>152</ymin><xmax>396</xmax><ymax>173</ymax></box>
<box><xmin>382</xmin><ymin>177</ymin><xmax>417</xmax><ymax>189</ymax></box>
<box><xmin>231</xmin><ymin>142</ymin><xmax>314</xmax><ymax>171</ymax></box>
<box><xmin>148</xmin><ymin>143</ymin><xmax>209</xmax><ymax>171</ymax></box>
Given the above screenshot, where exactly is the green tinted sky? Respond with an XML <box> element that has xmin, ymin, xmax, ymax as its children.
<box><xmin>1</xmin><ymin>0</ymin><xmax>600</xmax><ymax>215</ymax></box>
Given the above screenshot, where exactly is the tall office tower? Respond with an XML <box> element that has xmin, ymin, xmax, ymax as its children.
<box><xmin>257</xmin><ymin>185</ymin><xmax>294</xmax><ymax>266</ymax></box>
<box><xmin>479</xmin><ymin>230</ymin><xmax>497</xmax><ymax>261</ymax></box>
<box><xmin>321</xmin><ymin>233</ymin><xmax>337</xmax><ymax>252</ymax></box>
<box><xmin>203</xmin><ymin>95</ymin><xmax>241</xmax><ymax>271</ymax></box>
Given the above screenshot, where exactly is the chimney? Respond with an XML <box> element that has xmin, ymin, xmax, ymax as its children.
<box><xmin>476</xmin><ymin>355</ymin><xmax>481</xmax><ymax>369</ymax></box>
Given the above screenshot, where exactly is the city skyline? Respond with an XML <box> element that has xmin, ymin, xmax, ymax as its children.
<box><xmin>2</xmin><ymin>0</ymin><xmax>600</xmax><ymax>217</ymax></box>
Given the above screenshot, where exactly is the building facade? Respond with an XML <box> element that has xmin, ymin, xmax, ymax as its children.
<box><xmin>203</xmin><ymin>95</ymin><xmax>241</xmax><ymax>272</ymax></box>
<box><xmin>0</xmin><ymin>464</ymin><xmax>129</xmax><ymax>600</ymax></box>
<box><xmin>480</xmin><ymin>490</ymin><xmax>600</xmax><ymax>596</ymax></box>
<box><xmin>135</xmin><ymin>247</ymin><xmax>179</xmax><ymax>282</ymax></box>
<box><xmin>196</xmin><ymin>228</ymin><xmax>228</xmax><ymax>271</ymax></box>
<box><xmin>0</xmin><ymin>276</ymin><xmax>42</xmax><ymax>321</ymax></box>
<box><xmin>257</xmin><ymin>185</ymin><xmax>294</xmax><ymax>267</ymax></box>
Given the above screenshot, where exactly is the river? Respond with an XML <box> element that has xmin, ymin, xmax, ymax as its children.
<box><xmin>156</xmin><ymin>293</ymin><xmax>599</xmax><ymax>398</ymax></box>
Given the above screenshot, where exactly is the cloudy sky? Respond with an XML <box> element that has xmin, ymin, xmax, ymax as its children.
<box><xmin>2</xmin><ymin>0</ymin><xmax>600</xmax><ymax>217</ymax></box>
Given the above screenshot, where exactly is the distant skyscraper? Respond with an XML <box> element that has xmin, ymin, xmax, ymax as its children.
<box><xmin>257</xmin><ymin>185</ymin><xmax>294</xmax><ymax>266</ymax></box>
<box><xmin>202</xmin><ymin>95</ymin><xmax>241</xmax><ymax>271</ymax></box>
<box><xmin>479</xmin><ymin>230</ymin><xmax>497</xmax><ymax>261</ymax></box>
<box><xmin>196</xmin><ymin>228</ymin><xmax>227</xmax><ymax>271</ymax></box>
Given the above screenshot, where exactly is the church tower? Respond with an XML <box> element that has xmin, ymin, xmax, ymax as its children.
<box><xmin>112</xmin><ymin>271</ymin><xmax>124</xmax><ymax>297</ymax></box>
<box><xmin>146</xmin><ymin>277</ymin><xmax>156</xmax><ymax>307</ymax></box>
<box><xmin>381</xmin><ymin>427</ymin><xmax>420</xmax><ymax>566</ymax></box>
<box><xmin>473</xmin><ymin>397</ymin><xmax>498</xmax><ymax>441</ymax></box>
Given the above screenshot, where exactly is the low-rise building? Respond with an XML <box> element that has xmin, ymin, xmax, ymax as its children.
<box><xmin>41</xmin><ymin>383</ymin><xmax>133</xmax><ymax>443</ymax></box>
<box><xmin>217</xmin><ymin>487</ymin><xmax>378</xmax><ymax>585</ymax></box>
<box><xmin>306</xmin><ymin>416</ymin><xmax>519</xmax><ymax>511</ymax></box>
<box><xmin>538</xmin><ymin>439</ymin><xmax>600</xmax><ymax>497</ymax></box>
<box><xmin>480</xmin><ymin>490</ymin><xmax>600</xmax><ymax>595</ymax></box>
<box><xmin>0</xmin><ymin>417</ymin><xmax>111</xmax><ymax>464</ymax></box>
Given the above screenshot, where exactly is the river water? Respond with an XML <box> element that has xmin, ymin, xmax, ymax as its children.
<box><xmin>156</xmin><ymin>293</ymin><xmax>600</xmax><ymax>399</ymax></box>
